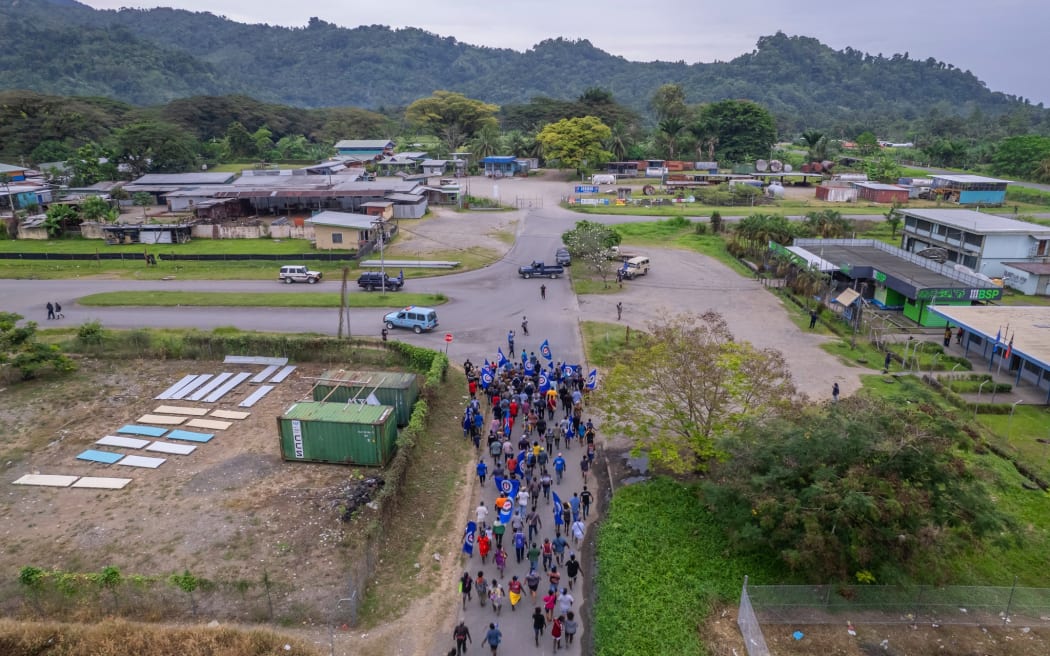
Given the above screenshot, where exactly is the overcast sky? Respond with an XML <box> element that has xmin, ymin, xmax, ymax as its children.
<box><xmin>83</xmin><ymin>0</ymin><xmax>1050</xmax><ymax>106</ymax></box>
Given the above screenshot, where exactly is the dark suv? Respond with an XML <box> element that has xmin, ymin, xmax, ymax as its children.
<box><xmin>357</xmin><ymin>271</ymin><xmax>404</xmax><ymax>291</ymax></box>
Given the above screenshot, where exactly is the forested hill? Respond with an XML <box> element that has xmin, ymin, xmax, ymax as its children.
<box><xmin>0</xmin><ymin>0</ymin><xmax>1042</xmax><ymax>129</ymax></box>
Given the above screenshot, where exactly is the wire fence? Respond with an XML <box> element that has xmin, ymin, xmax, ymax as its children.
<box><xmin>738</xmin><ymin>577</ymin><xmax>1050</xmax><ymax>656</ymax></box>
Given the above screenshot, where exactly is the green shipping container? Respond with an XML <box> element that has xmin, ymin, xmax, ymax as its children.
<box><xmin>312</xmin><ymin>370</ymin><xmax>420</xmax><ymax>427</ymax></box>
<box><xmin>277</xmin><ymin>402</ymin><xmax>399</xmax><ymax>466</ymax></box>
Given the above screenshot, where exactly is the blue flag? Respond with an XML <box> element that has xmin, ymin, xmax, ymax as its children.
<box><xmin>495</xmin><ymin>475</ymin><xmax>521</xmax><ymax>499</ymax></box>
<box><xmin>586</xmin><ymin>368</ymin><xmax>598</xmax><ymax>390</ymax></box>
<box><xmin>463</xmin><ymin>521</ymin><xmax>477</xmax><ymax>556</ymax></box>
<box><xmin>540</xmin><ymin>339</ymin><xmax>552</xmax><ymax>361</ymax></box>
<box><xmin>497</xmin><ymin>348</ymin><xmax>509</xmax><ymax>368</ymax></box>
<box><xmin>524</xmin><ymin>359</ymin><xmax>535</xmax><ymax>376</ymax></box>
<box><xmin>538</xmin><ymin>372</ymin><xmax>550</xmax><ymax>393</ymax></box>
<box><xmin>562</xmin><ymin>364</ymin><xmax>574</xmax><ymax>378</ymax></box>
<box><xmin>516</xmin><ymin>450</ymin><xmax>526</xmax><ymax>472</ymax></box>
<box><xmin>552</xmin><ymin>491</ymin><xmax>564</xmax><ymax>526</ymax></box>
<box><xmin>481</xmin><ymin>367</ymin><xmax>494</xmax><ymax>390</ymax></box>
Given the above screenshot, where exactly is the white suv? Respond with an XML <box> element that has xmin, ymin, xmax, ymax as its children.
<box><xmin>279</xmin><ymin>265</ymin><xmax>322</xmax><ymax>284</ymax></box>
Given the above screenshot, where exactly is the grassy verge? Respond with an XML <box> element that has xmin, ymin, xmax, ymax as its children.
<box><xmin>977</xmin><ymin>406</ymin><xmax>1050</xmax><ymax>483</ymax></box>
<box><xmin>77</xmin><ymin>291</ymin><xmax>448</xmax><ymax>308</ymax></box>
<box><xmin>0</xmin><ymin>258</ymin><xmax>355</xmax><ymax>280</ymax></box>
<box><xmin>595</xmin><ymin>477</ymin><xmax>778</xmax><ymax>656</ymax></box>
<box><xmin>567</xmin><ymin>198</ymin><xmax>1050</xmax><ymax>218</ymax></box>
<box><xmin>611</xmin><ymin>219</ymin><xmax>751</xmax><ymax>276</ymax></box>
<box><xmin>580</xmin><ymin>320</ymin><xmax>645</xmax><ymax>367</ymax></box>
<box><xmin>0</xmin><ymin>236</ymin><xmax>318</xmax><ymax>254</ymax></box>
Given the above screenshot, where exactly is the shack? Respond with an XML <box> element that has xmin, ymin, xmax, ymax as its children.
<box><xmin>312</xmin><ymin>370</ymin><xmax>420</xmax><ymax>426</ymax></box>
<box><xmin>277</xmin><ymin>402</ymin><xmax>398</xmax><ymax>466</ymax></box>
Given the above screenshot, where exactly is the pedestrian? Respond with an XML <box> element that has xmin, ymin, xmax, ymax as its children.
<box><xmin>564</xmin><ymin>611</ymin><xmax>578</xmax><ymax>646</ymax></box>
<box><xmin>508</xmin><ymin>329</ymin><xmax>515</xmax><ymax>354</ymax></box>
<box><xmin>943</xmin><ymin>325</ymin><xmax>952</xmax><ymax>348</ymax></box>
<box><xmin>956</xmin><ymin>326</ymin><xmax>964</xmax><ymax>345</ymax></box>
<box><xmin>552</xmin><ymin>531</ymin><xmax>568</xmax><ymax>566</ymax></box>
<box><xmin>508</xmin><ymin>575</ymin><xmax>523</xmax><ymax>611</ymax></box>
<box><xmin>541</xmin><ymin>538</ymin><xmax>554</xmax><ymax>571</ymax></box>
<box><xmin>492</xmin><ymin>518</ymin><xmax>505</xmax><ymax>550</ymax></box>
<box><xmin>551</xmin><ymin>615</ymin><xmax>564</xmax><ymax>651</ymax></box>
<box><xmin>53</xmin><ymin>302</ymin><xmax>63</xmax><ymax>319</ymax></box>
<box><xmin>527</xmin><ymin>507</ymin><xmax>543</xmax><ymax>541</ymax></box>
<box><xmin>489</xmin><ymin>581</ymin><xmax>504</xmax><ymax>615</ymax></box>
<box><xmin>557</xmin><ymin>587</ymin><xmax>574</xmax><ymax>616</ymax></box>
<box><xmin>478</xmin><ymin>532</ymin><xmax>491</xmax><ymax>564</ymax></box>
<box><xmin>540</xmin><ymin>284</ymin><xmax>547</xmax><ymax>300</ymax></box>
<box><xmin>494</xmin><ymin>546</ymin><xmax>507</xmax><ymax>578</ymax></box>
<box><xmin>580</xmin><ymin>455</ymin><xmax>590</xmax><ymax>483</ymax></box>
<box><xmin>46</xmin><ymin>302</ymin><xmax>55</xmax><ymax>320</ymax></box>
<box><xmin>521</xmin><ymin>316</ymin><xmax>529</xmax><ymax>336</ymax></box>
<box><xmin>460</xmin><ymin>571</ymin><xmax>473</xmax><ymax>609</ymax></box>
<box><xmin>616</xmin><ymin>301</ymin><xmax>623</xmax><ymax>321</ymax></box>
<box><xmin>484</xmin><ymin>622</ymin><xmax>502</xmax><ymax>655</ymax></box>
<box><xmin>531</xmin><ymin>606</ymin><xmax>547</xmax><ymax>646</ymax></box>
<box><xmin>543</xmin><ymin>590</ymin><xmax>557</xmax><ymax>621</ymax></box>
<box><xmin>809</xmin><ymin>308</ymin><xmax>818</xmax><ymax>329</ymax></box>
<box><xmin>527</xmin><ymin>542</ymin><xmax>541</xmax><ymax>571</ymax></box>
<box><xmin>616</xmin><ymin>268</ymin><xmax>623</xmax><ymax>286</ymax></box>
<box><xmin>570</xmin><ymin>518</ymin><xmax>585</xmax><ymax>546</ymax></box>
<box><xmin>381</xmin><ymin>327</ymin><xmax>388</xmax><ymax>342</ymax></box>
<box><xmin>553</xmin><ymin>453</ymin><xmax>566</xmax><ymax>484</ymax></box>
<box><xmin>580</xmin><ymin>486</ymin><xmax>593</xmax><ymax>520</ymax></box>
<box><xmin>566</xmin><ymin>553</ymin><xmax>580</xmax><ymax>590</ymax></box>
<box><xmin>832</xmin><ymin>382</ymin><xmax>840</xmax><ymax>403</ymax></box>
<box><xmin>883</xmin><ymin>351</ymin><xmax>892</xmax><ymax>374</ymax></box>
<box><xmin>513</xmin><ymin>528</ymin><xmax>526</xmax><ymax>563</ymax></box>
<box><xmin>489</xmin><ymin>439</ymin><xmax>502</xmax><ymax>466</ymax></box>
<box><xmin>525</xmin><ymin>569</ymin><xmax>540</xmax><ymax>600</ymax></box>
<box><xmin>453</xmin><ymin>620</ymin><xmax>472</xmax><ymax>655</ymax></box>
<box><xmin>476</xmin><ymin>571</ymin><xmax>489</xmax><ymax>608</ymax></box>
<box><xmin>476</xmin><ymin>501</ymin><xmax>489</xmax><ymax>529</ymax></box>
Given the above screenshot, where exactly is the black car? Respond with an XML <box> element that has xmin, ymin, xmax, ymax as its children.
<box><xmin>518</xmin><ymin>261</ymin><xmax>564</xmax><ymax>279</ymax></box>
<box><xmin>357</xmin><ymin>271</ymin><xmax>404</xmax><ymax>291</ymax></box>
<box><xmin>555</xmin><ymin>248</ymin><xmax>572</xmax><ymax>266</ymax></box>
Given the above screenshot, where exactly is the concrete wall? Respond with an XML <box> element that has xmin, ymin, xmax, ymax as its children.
<box><xmin>190</xmin><ymin>224</ymin><xmax>315</xmax><ymax>240</ymax></box>
<box><xmin>313</xmin><ymin>225</ymin><xmax>361</xmax><ymax>251</ymax></box>
<box><xmin>1002</xmin><ymin>265</ymin><xmax>1050</xmax><ymax>296</ymax></box>
<box><xmin>979</xmin><ymin>235</ymin><xmax>1040</xmax><ymax>276</ymax></box>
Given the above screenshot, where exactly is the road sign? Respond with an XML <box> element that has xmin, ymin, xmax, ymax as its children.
<box><xmin>445</xmin><ymin>333</ymin><xmax>454</xmax><ymax>343</ymax></box>
<box><xmin>575</xmin><ymin>185</ymin><xmax>599</xmax><ymax>194</ymax></box>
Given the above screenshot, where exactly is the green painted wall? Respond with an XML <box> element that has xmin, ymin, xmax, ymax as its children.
<box><xmin>903</xmin><ymin>300</ymin><xmax>971</xmax><ymax>327</ymax></box>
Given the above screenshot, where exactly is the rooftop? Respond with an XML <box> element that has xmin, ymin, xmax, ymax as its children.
<box><xmin>0</xmin><ymin>162</ymin><xmax>27</xmax><ymax>174</ymax></box>
<box><xmin>931</xmin><ymin>174</ymin><xmax>1011</xmax><ymax>185</ymax></box>
<box><xmin>131</xmin><ymin>172</ymin><xmax>236</xmax><ymax>185</ymax></box>
<box><xmin>1003</xmin><ymin>262</ymin><xmax>1050</xmax><ymax>276</ymax></box>
<box><xmin>305</xmin><ymin>211</ymin><xmax>375</xmax><ymax>230</ymax></box>
<box><xmin>927</xmin><ymin>305</ymin><xmax>1050</xmax><ymax>369</ymax></box>
<box><xmin>852</xmin><ymin>182</ymin><xmax>907</xmax><ymax>191</ymax></box>
<box><xmin>899</xmin><ymin>209</ymin><xmax>1050</xmax><ymax>235</ymax></box>
<box><xmin>282</xmin><ymin>401</ymin><xmax>392</xmax><ymax>424</ymax></box>
<box><xmin>319</xmin><ymin>370</ymin><xmax>418</xmax><ymax>389</ymax></box>
<box><xmin>335</xmin><ymin>139</ymin><xmax>394</xmax><ymax>150</ymax></box>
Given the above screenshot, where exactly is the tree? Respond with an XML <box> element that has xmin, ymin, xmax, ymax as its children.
<box><xmin>561</xmin><ymin>220</ymin><xmax>620</xmax><ymax>287</ymax></box>
<box><xmin>536</xmin><ymin>116</ymin><xmax>612</xmax><ymax>171</ymax></box>
<box><xmin>696</xmin><ymin>100</ymin><xmax>776</xmax><ymax>164</ymax></box>
<box><xmin>0</xmin><ymin>312</ymin><xmax>76</xmax><ymax>380</ymax></box>
<box><xmin>599</xmin><ymin>312</ymin><xmax>796</xmax><ymax>473</ymax></box>
<box><xmin>109</xmin><ymin>121</ymin><xmax>199</xmax><ymax>177</ymax></box>
<box><xmin>855</xmin><ymin>130</ymin><xmax>879</xmax><ymax>155</ymax></box>
<box><xmin>405</xmin><ymin>91</ymin><xmax>499</xmax><ymax>153</ymax></box>
<box><xmin>65</xmin><ymin>143</ymin><xmax>118</xmax><ymax>187</ymax></box>
<box><xmin>79</xmin><ymin>195</ymin><xmax>113</xmax><ymax>223</ymax></box>
<box><xmin>865</xmin><ymin>153</ymin><xmax>902</xmax><ymax>183</ymax></box>
<box><xmin>469</xmin><ymin>124</ymin><xmax>503</xmax><ymax>160</ymax></box>
<box><xmin>657</xmin><ymin>117</ymin><xmax>687</xmax><ymax>160</ymax></box>
<box><xmin>885</xmin><ymin>205</ymin><xmax>903</xmax><ymax>238</ymax></box>
<box><xmin>703</xmin><ymin>398</ymin><xmax>1011</xmax><ymax>581</ymax></box>
<box><xmin>43</xmin><ymin>204</ymin><xmax>76</xmax><ymax>238</ymax></box>
<box><xmin>649</xmin><ymin>83</ymin><xmax>688</xmax><ymax>121</ymax></box>
<box><xmin>132</xmin><ymin>192</ymin><xmax>153</xmax><ymax>220</ymax></box>
<box><xmin>992</xmin><ymin>135</ymin><xmax>1050</xmax><ymax>179</ymax></box>
<box><xmin>800</xmin><ymin>130</ymin><xmax>826</xmax><ymax>161</ymax></box>
<box><xmin>224</xmin><ymin>121</ymin><xmax>257</xmax><ymax>159</ymax></box>
<box><xmin>803</xmin><ymin>209</ymin><xmax>853</xmax><ymax>238</ymax></box>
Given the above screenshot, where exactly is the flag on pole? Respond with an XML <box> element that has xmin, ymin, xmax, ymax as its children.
<box><xmin>538</xmin><ymin>372</ymin><xmax>550</xmax><ymax>393</ymax></box>
<box><xmin>586</xmin><ymin>368</ymin><xmax>598</xmax><ymax>390</ymax></box>
<box><xmin>524</xmin><ymin>360</ymin><xmax>535</xmax><ymax>376</ymax></box>
<box><xmin>495</xmin><ymin>476</ymin><xmax>520</xmax><ymax>500</ymax></box>
<box><xmin>540</xmin><ymin>339</ymin><xmax>553</xmax><ymax>361</ymax></box>
<box><xmin>562</xmin><ymin>364</ymin><xmax>574</xmax><ymax>378</ymax></box>
<box><xmin>463</xmin><ymin>521</ymin><xmax>477</xmax><ymax>555</ymax></box>
<box><xmin>994</xmin><ymin>326</ymin><xmax>1002</xmax><ymax>352</ymax></box>
<box><xmin>1004</xmin><ymin>335</ymin><xmax>1014</xmax><ymax>360</ymax></box>
<box><xmin>497</xmin><ymin>348</ymin><xmax>509</xmax><ymax>368</ymax></box>
<box><xmin>498</xmin><ymin>496</ymin><xmax>514</xmax><ymax>524</ymax></box>
<box><xmin>552</xmin><ymin>491</ymin><xmax>564</xmax><ymax>526</ymax></box>
<box><xmin>481</xmin><ymin>367</ymin><xmax>494</xmax><ymax>390</ymax></box>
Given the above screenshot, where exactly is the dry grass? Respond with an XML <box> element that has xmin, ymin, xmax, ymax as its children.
<box><xmin>0</xmin><ymin>618</ymin><xmax>321</xmax><ymax>656</ymax></box>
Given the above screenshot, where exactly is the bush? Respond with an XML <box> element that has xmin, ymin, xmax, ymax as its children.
<box><xmin>693</xmin><ymin>222</ymin><xmax>707</xmax><ymax>235</ymax></box>
<box><xmin>76</xmin><ymin>320</ymin><xmax>106</xmax><ymax>346</ymax></box>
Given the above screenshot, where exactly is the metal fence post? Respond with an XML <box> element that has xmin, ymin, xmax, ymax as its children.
<box><xmin>1005</xmin><ymin>576</ymin><xmax>1018</xmax><ymax>626</ymax></box>
<box><xmin>913</xmin><ymin>585</ymin><xmax>924</xmax><ymax>622</ymax></box>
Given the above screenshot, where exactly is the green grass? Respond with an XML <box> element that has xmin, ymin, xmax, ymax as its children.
<box><xmin>567</xmin><ymin>197</ymin><xmax>1050</xmax><ymax>217</ymax></box>
<box><xmin>580</xmin><ymin>320</ymin><xmax>644</xmax><ymax>367</ymax></box>
<box><xmin>77</xmin><ymin>291</ymin><xmax>448</xmax><ymax>308</ymax></box>
<box><xmin>595</xmin><ymin>477</ymin><xmax>778</xmax><ymax>656</ymax></box>
<box><xmin>0</xmin><ymin>259</ymin><xmax>355</xmax><ymax>280</ymax></box>
<box><xmin>0</xmin><ymin>236</ymin><xmax>319</xmax><ymax>254</ymax></box>
<box><xmin>611</xmin><ymin>219</ymin><xmax>751</xmax><ymax>275</ymax></box>
<box><xmin>571</xmin><ymin>272</ymin><xmax>621</xmax><ymax>295</ymax></box>
<box><xmin>997</xmin><ymin>289</ymin><xmax>1050</xmax><ymax>306</ymax></box>
<box><xmin>977</xmin><ymin>406</ymin><xmax>1050</xmax><ymax>482</ymax></box>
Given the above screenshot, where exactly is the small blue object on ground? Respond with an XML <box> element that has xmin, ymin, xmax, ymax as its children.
<box><xmin>166</xmin><ymin>430</ymin><xmax>215</xmax><ymax>443</ymax></box>
<box><xmin>76</xmin><ymin>449</ymin><xmax>124</xmax><ymax>464</ymax></box>
<box><xmin>117</xmin><ymin>425</ymin><xmax>168</xmax><ymax>437</ymax></box>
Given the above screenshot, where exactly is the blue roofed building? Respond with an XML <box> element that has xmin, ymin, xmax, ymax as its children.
<box><xmin>931</xmin><ymin>174</ymin><xmax>1010</xmax><ymax>206</ymax></box>
<box><xmin>481</xmin><ymin>156</ymin><xmax>530</xmax><ymax>178</ymax></box>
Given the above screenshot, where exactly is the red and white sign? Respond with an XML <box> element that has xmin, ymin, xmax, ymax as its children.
<box><xmin>444</xmin><ymin>333</ymin><xmax>454</xmax><ymax>343</ymax></box>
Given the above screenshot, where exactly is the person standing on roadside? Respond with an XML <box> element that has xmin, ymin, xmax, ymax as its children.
<box><xmin>616</xmin><ymin>301</ymin><xmax>623</xmax><ymax>320</ymax></box>
<box><xmin>453</xmin><ymin>620</ymin><xmax>472</xmax><ymax>655</ymax></box>
<box><xmin>521</xmin><ymin>316</ymin><xmax>529</xmax><ymax>337</ymax></box>
<box><xmin>53</xmin><ymin>302</ymin><xmax>64</xmax><ymax>319</ymax></box>
<box><xmin>540</xmin><ymin>284</ymin><xmax>547</xmax><ymax>300</ymax></box>
<box><xmin>832</xmin><ymin>382</ymin><xmax>840</xmax><ymax>403</ymax></box>
<box><xmin>46</xmin><ymin>302</ymin><xmax>55</xmax><ymax>321</ymax></box>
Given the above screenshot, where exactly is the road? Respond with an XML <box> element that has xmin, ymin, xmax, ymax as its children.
<box><xmin>0</xmin><ymin>174</ymin><xmax>864</xmax><ymax>656</ymax></box>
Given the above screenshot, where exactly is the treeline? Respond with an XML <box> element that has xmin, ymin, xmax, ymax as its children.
<box><xmin>2</xmin><ymin>0</ymin><xmax>1049</xmax><ymax>135</ymax></box>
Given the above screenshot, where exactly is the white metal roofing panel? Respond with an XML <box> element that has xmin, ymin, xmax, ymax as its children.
<box><xmin>137</xmin><ymin>414</ymin><xmax>187</xmax><ymax>425</ymax></box>
<box><xmin>900</xmin><ymin>209</ymin><xmax>1050</xmax><ymax>235</ymax></box>
<box><xmin>203</xmin><ymin>372</ymin><xmax>251</xmax><ymax>403</ymax></box>
<box><xmin>118</xmin><ymin>455</ymin><xmax>166</xmax><ymax>468</ymax></box>
<box><xmin>224</xmin><ymin>355</ymin><xmax>288</xmax><ymax>366</ymax></box>
<box><xmin>155</xmin><ymin>375</ymin><xmax>197</xmax><ymax>400</ymax></box>
<box><xmin>187</xmin><ymin>372</ymin><xmax>233</xmax><ymax>401</ymax></box>
<box><xmin>13</xmin><ymin>474</ymin><xmax>78</xmax><ymax>487</ymax></box>
<box><xmin>239</xmin><ymin>385</ymin><xmax>274</xmax><ymax>408</ymax></box>
<box><xmin>153</xmin><ymin>405</ymin><xmax>210</xmax><ymax>416</ymax></box>
<box><xmin>146</xmin><ymin>442</ymin><xmax>196</xmax><ymax>455</ymax></box>
<box><xmin>170</xmin><ymin>374</ymin><xmax>213</xmax><ymax>400</ymax></box>
<box><xmin>270</xmin><ymin>365</ymin><xmax>297</xmax><ymax>383</ymax></box>
<box><xmin>72</xmin><ymin>477</ymin><xmax>132</xmax><ymax>489</ymax></box>
<box><xmin>97</xmin><ymin>436</ymin><xmax>150</xmax><ymax>449</ymax></box>
<box><xmin>210</xmin><ymin>409</ymin><xmax>250</xmax><ymax>420</ymax></box>
<box><xmin>186</xmin><ymin>418</ymin><xmax>232</xmax><ymax>430</ymax></box>
<box><xmin>251</xmin><ymin>365</ymin><xmax>280</xmax><ymax>383</ymax></box>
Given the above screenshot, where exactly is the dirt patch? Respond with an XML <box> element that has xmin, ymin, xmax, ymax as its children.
<box><xmin>386</xmin><ymin>204</ymin><xmax>520</xmax><ymax>260</ymax></box>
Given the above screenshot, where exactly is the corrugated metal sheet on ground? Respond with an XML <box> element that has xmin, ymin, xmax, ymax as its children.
<box><xmin>146</xmin><ymin>442</ymin><xmax>196</xmax><ymax>455</ymax></box>
<box><xmin>270</xmin><ymin>365</ymin><xmax>297</xmax><ymax>383</ymax></box>
<box><xmin>117</xmin><ymin>425</ymin><xmax>168</xmax><ymax>437</ymax></box>
<box><xmin>97</xmin><ymin>436</ymin><xmax>149</xmax><ymax>449</ymax></box>
<box><xmin>155</xmin><ymin>375</ymin><xmax>197</xmax><ymax>400</ymax></box>
<box><xmin>251</xmin><ymin>365</ymin><xmax>280</xmax><ymax>383</ymax></box>
<box><xmin>211</xmin><ymin>409</ymin><xmax>250</xmax><ymax>420</ymax></box>
<box><xmin>170</xmin><ymin>374</ymin><xmax>213</xmax><ymax>400</ymax></box>
<box><xmin>72</xmin><ymin>477</ymin><xmax>132</xmax><ymax>490</ymax></box>
<box><xmin>153</xmin><ymin>405</ymin><xmax>209</xmax><ymax>416</ymax></box>
<box><xmin>13</xmin><ymin>474</ymin><xmax>78</xmax><ymax>487</ymax></box>
<box><xmin>166</xmin><ymin>430</ymin><xmax>214</xmax><ymax>443</ymax></box>
<box><xmin>118</xmin><ymin>455</ymin><xmax>165</xmax><ymax>468</ymax></box>
<box><xmin>77</xmin><ymin>449</ymin><xmax>123</xmax><ymax>464</ymax></box>
<box><xmin>224</xmin><ymin>355</ymin><xmax>288</xmax><ymax>366</ymax></box>
<box><xmin>186</xmin><ymin>418</ymin><xmax>231</xmax><ymax>430</ymax></box>
<box><xmin>281</xmin><ymin>401</ymin><xmax>392</xmax><ymax>424</ymax></box>
<box><xmin>187</xmin><ymin>373</ymin><xmax>233</xmax><ymax>401</ymax></box>
<box><xmin>239</xmin><ymin>385</ymin><xmax>273</xmax><ymax>407</ymax></box>
<box><xmin>203</xmin><ymin>372</ymin><xmax>251</xmax><ymax>403</ymax></box>
<box><xmin>137</xmin><ymin>414</ymin><xmax>187</xmax><ymax>425</ymax></box>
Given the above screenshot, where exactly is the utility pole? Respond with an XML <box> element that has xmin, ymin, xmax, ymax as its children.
<box><xmin>337</xmin><ymin>267</ymin><xmax>351</xmax><ymax>339</ymax></box>
<box><xmin>372</xmin><ymin>217</ymin><xmax>387</xmax><ymax>293</ymax></box>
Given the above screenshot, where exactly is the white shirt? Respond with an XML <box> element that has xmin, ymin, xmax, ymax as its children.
<box><xmin>476</xmin><ymin>504</ymin><xmax>488</xmax><ymax>524</ymax></box>
<box><xmin>517</xmin><ymin>490</ymin><xmax>530</xmax><ymax>507</ymax></box>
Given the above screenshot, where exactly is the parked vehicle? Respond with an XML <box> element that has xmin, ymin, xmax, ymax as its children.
<box><xmin>555</xmin><ymin>248</ymin><xmax>572</xmax><ymax>266</ymax></box>
<box><xmin>620</xmin><ymin>256</ymin><xmax>650</xmax><ymax>280</ymax></box>
<box><xmin>383</xmin><ymin>306</ymin><xmax>439</xmax><ymax>334</ymax></box>
<box><xmin>279</xmin><ymin>265</ymin><xmax>322</xmax><ymax>284</ymax></box>
<box><xmin>518</xmin><ymin>261</ymin><xmax>564</xmax><ymax>279</ymax></box>
<box><xmin>607</xmin><ymin>246</ymin><xmax>642</xmax><ymax>261</ymax></box>
<box><xmin>357</xmin><ymin>271</ymin><xmax>404</xmax><ymax>291</ymax></box>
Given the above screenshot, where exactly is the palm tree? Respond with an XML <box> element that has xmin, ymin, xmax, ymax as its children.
<box><xmin>658</xmin><ymin>117</ymin><xmax>685</xmax><ymax>160</ymax></box>
<box><xmin>804</xmin><ymin>210</ymin><xmax>853</xmax><ymax>238</ymax></box>
<box><xmin>800</xmin><ymin>130</ymin><xmax>827</xmax><ymax>161</ymax></box>
<box><xmin>690</xmin><ymin>117</ymin><xmax>719</xmax><ymax>161</ymax></box>
<box><xmin>470</xmin><ymin>124</ymin><xmax>502</xmax><ymax>160</ymax></box>
<box><xmin>605</xmin><ymin>122</ymin><xmax>632</xmax><ymax>162</ymax></box>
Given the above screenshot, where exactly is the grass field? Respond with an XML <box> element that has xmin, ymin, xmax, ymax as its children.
<box><xmin>77</xmin><ymin>291</ymin><xmax>448</xmax><ymax>308</ymax></box>
<box><xmin>567</xmin><ymin>198</ymin><xmax>1049</xmax><ymax>218</ymax></box>
<box><xmin>0</xmin><ymin>236</ymin><xmax>319</xmax><ymax>254</ymax></box>
<box><xmin>612</xmin><ymin>219</ymin><xmax>752</xmax><ymax>275</ymax></box>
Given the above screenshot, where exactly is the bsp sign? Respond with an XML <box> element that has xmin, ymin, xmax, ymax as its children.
<box><xmin>916</xmin><ymin>287</ymin><xmax>1003</xmax><ymax>302</ymax></box>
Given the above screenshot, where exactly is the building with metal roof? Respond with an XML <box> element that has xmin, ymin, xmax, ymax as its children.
<box><xmin>930</xmin><ymin>174</ymin><xmax>1010</xmax><ymax>205</ymax></box>
<box><xmin>851</xmin><ymin>181</ymin><xmax>910</xmax><ymax>204</ymax></box>
<box><xmin>790</xmin><ymin>238</ymin><xmax>1003</xmax><ymax>326</ymax></box>
<box><xmin>334</xmin><ymin>140</ymin><xmax>395</xmax><ymax>161</ymax></box>
<box><xmin>927</xmin><ymin>305</ymin><xmax>1050</xmax><ymax>402</ymax></box>
<box><xmin>1002</xmin><ymin>262</ymin><xmax>1050</xmax><ymax>296</ymax></box>
<box><xmin>898</xmin><ymin>208</ymin><xmax>1050</xmax><ymax>280</ymax></box>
